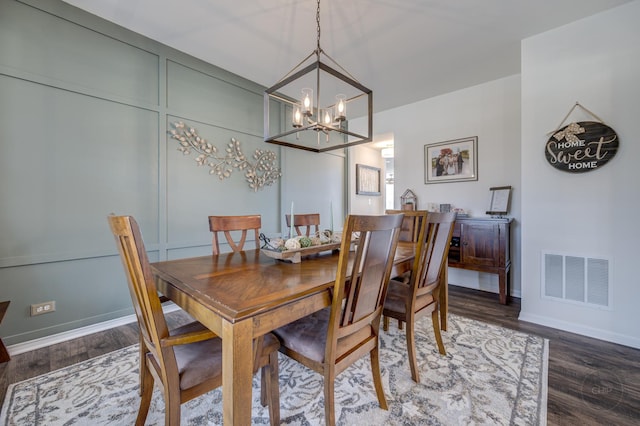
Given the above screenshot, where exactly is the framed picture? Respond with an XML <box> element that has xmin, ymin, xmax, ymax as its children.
<box><xmin>356</xmin><ymin>164</ymin><xmax>381</xmax><ymax>195</ymax></box>
<box><xmin>486</xmin><ymin>185</ymin><xmax>512</xmax><ymax>216</ymax></box>
<box><xmin>424</xmin><ymin>136</ymin><xmax>478</xmax><ymax>184</ymax></box>
<box><xmin>439</xmin><ymin>203</ymin><xmax>451</xmax><ymax>213</ymax></box>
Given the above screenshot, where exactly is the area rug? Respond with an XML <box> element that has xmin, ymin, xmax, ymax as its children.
<box><xmin>1</xmin><ymin>314</ymin><xmax>548</xmax><ymax>425</ymax></box>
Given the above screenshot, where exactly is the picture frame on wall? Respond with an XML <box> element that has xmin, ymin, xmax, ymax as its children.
<box><xmin>356</xmin><ymin>164</ymin><xmax>381</xmax><ymax>195</ymax></box>
<box><xmin>424</xmin><ymin>136</ymin><xmax>478</xmax><ymax>184</ymax></box>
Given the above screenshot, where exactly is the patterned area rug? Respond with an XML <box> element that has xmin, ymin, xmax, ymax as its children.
<box><xmin>1</xmin><ymin>314</ymin><xmax>547</xmax><ymax>425</ymax></box>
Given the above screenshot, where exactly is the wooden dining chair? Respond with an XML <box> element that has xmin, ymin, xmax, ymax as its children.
<box><xmin>385</xmin><ymin>209</ymin><xmax>427</xmax><ymax>244</ymax></box>
<box><xmin>384</xmin><ymin>210</ymin><xmax>429</xmax><ymax>330</ymax></box>
<box><xmin>208</xmin><ymin>214</ymin><xmax>261</xmax><ymax>254</ymax></box>
<box><xmin>285</xmin><ymin>213</ymin><xmax>320</xmax><ymax>237</ymax></box>
<box><xmin>209</xmin><ymin>213</ymin><xmax>285</xmax><ymax>411</ymax></box>
<box><xmin>382</xmin><ymin>211</ymin><xmax>456</xmax><ymax>383</ymax></box>
<box><xmin>108</xmin><ymin>215</ymin><xmax>280</xmax><ymax>425</ymax></box>
<box><xmin>273</xmin><ymin>213</ymin><xmax>404</xmax><ymax>426</ymax></box>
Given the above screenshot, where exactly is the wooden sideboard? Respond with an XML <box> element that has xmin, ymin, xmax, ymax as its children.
<box><xmin>447</xmin><ymin>217</ymin><xmax>512</xmax><ymax>304</ymax></box>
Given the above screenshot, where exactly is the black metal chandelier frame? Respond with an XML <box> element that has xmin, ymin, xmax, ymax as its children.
<box><xmin>263</xmin><ymin>0</ymin><xmax>373</xmax><ymax>153</ymax></box>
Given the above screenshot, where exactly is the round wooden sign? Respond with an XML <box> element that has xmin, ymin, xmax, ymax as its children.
<box><xmin>545</xmin><ymin>121</ymin><xmax>619</xmax><ymax>173</ymax></box>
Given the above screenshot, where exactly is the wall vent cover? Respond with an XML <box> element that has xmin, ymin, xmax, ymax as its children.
<box><xmin>542</xmin><ymin>251</ymin><xmax>611</xmax><ymax>309</ymax></box>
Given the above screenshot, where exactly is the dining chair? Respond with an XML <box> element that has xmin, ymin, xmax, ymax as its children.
<box><xmin>209</xmin><ymin>213</ymin><xmax>282</xmax><ymax>408</ymax></box>
<box><xmin>385</xmin><ymin>209</ymin><xmax>427</xmax><ymax>244</ymax></box>
<box><xmin>108</xmin><ymin>215</ymin><xmax>280</xmax><ymax>425</ymax></box>
<box><xmin>382</xmin><ymin>211</ymin><xmax>456</xmax><ymax>383</ymax></box>
<box><xmin>285</xmin><ymin>213</ymin><xmax>320</xmax><ymax>237</ymax></box>
<box><xmin>383</xmin><ymin>210</ymin><xmax>429</xmax><ymax>330</ymax></box>
<box><xmin>273</xmin><ymin>213</ymin><xmax>404</xmax><ymax>426</ymax></box>
<box><xmin>208</xmin><ymin>214</ymin><xmax>261</xmax><ymax>254</ymax></box>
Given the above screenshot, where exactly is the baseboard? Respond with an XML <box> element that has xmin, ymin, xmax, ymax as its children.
<box><xmin>449</xmin><ymin>282</ymin><xmax>522</xmax><ymax>299</ymax></box>
<box><xmin>7</xmin><ymin>303</ymin><xmax>181</xmax><ymax>356</ymax></box>
<box><xmin>518</xmin><ymin>311</ymin><xmax>640</xmax><ymax>349</ymax></box>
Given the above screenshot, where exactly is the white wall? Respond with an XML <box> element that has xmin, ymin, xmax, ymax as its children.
<box><xmin>280</xmin><ymin>148</ymin><xmax>346</xmax><ymax>234</ymax></box>
<box><xmin>520</xmin><ymin>1</ymin><xmax>640</xmax><ymax>348</ymax></box>
<box><xmin>348</xmin><ymin>145</ymin><xmax>386</xmax><ymax>215</ymax></box>
<box><xmin>359</xmin><ymin>75</ymin><xmax>522</xmax><ymax>296</ymax></box>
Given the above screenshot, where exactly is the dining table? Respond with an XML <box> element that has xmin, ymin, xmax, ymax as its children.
<box><xmin>150</xmin><ymin>241</ymin><xmax>446</xmax><ymax>425</ymax></box>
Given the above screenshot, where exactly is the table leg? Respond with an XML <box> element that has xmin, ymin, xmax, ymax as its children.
<box><xmin>222</xmin><ymin>318</ymin><xmax>254</xmax><ymax>425</ymax></box>
<box><xmin>439</xmin><ymin>267</ymin><xmax>448</xmax><ymax>331</ymax></box>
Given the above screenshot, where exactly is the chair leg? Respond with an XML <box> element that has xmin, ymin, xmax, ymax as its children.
<box><xmin>323</xmin><ymin>368</ymin><xmax>336</xmax><ymax>426</ymax></box>
<box><xmin>265</xmin><ymin>351</ymin><xmax>280</xmax><ymax>426</ymax></box>
<box><xmin>135</xmin><ymin>364</ymin><xmax>154</xmax><ymax>426</ymax></box>
<box><xmin>260</xmin><ymin>363</ymin><xmax>268</xmax><ymax>407</ymax></box>
<box><xmin>138</xmin><ymin>337</ymin><xmax>145</xmax><ymax>396</ymax></box>
<box><xmin>165</xmin><ymin>382</ymin><xmax>181</xmax><ymax>426</ymax></box>
<box><xmin>370</xmin><ymin>345</ymin><xmax>388</xmax><ymax>410</ymax></box>
<box><xmin>406</xmin><ymin>315</ymin><xmax>420</xmax><ymax>383</ymax></box>
<box><xmin>432</xmin><ymin>309</ymin><xmax>446</xmax><ymax>355</ymax></box>
<box><xmin>382</xmin><ymin>316</ymin><xmax>404</xmax><ymax>332</ymax></box>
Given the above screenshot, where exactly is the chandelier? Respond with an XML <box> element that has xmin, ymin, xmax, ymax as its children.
<box><xmin>264</xmin><ymin>0</ymin><xmax>373</xmax><ymax>153</ymax></box>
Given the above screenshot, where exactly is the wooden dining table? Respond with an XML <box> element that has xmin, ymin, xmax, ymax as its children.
<box><xmin>150</xmin><ymin>241</ymin><xmax>445</xmax><ymax>425</ymax></box>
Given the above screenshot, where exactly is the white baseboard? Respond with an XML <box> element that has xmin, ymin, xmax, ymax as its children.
<box><xmin>7</xmin><ymin>304</ymin><xmax>181</xmax><ymax>356</ymax></box>
<box><xmin>518</xmin><ymin>311</ymin><xmax>640</xmax><ymax>349</ymax></box>
<box><xmin>449</xmin><ymin>282</ymin><xmax>522</xmax><ymax>299</ymax></box>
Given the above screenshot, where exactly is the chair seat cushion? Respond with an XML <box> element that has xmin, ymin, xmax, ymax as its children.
<box><xmin>171</xmin><ymin>322</ymin><xmax>279</xmax><ymax>390</ymax></box>
<box><xmin>171</xmin><ymin>322</ymin><xmax>223</xmax><ymax>390</ymax></box>
<box><xmin>273</xmin><ymin>307</ymin><xmax>330</xmax><ymax>363</ymax></box>
<box><xmin>383</xmin><ymin>279</ymin><xmax>435</xmax><ymax>316</ymax></box>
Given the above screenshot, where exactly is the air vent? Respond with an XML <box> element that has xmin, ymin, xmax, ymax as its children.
<box><xmin>542</xmin><ymin>251</ymin><xmax>611</xmax><ymax>309</ymax></box>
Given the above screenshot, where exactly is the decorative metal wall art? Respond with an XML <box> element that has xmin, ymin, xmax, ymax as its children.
<box><xmin>168</xmin><ymin>121</ymin><xmax>282</xmax><ymax>191</ymax></box>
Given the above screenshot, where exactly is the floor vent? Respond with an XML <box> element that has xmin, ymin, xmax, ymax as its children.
<box><xmin>542</xmin><ymin>251</ymin><xmax>611</xmax><ymax>309</ymax></box>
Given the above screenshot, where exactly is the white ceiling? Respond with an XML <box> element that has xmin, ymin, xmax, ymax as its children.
<box><xmin>62</xmin><ymin>0</ymin><xmax>631</xmax><ymax>116</ymax></box>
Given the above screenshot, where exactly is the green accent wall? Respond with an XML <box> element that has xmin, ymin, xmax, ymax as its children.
<box><xmin>0</xmin><ymin>0</ymin><xmax>346</xmax><ymax>345</ymax></box>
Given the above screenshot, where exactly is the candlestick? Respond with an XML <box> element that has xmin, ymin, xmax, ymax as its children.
<box><xmin>330</xmin><ymin>201</ymin><xmax>334</xmax><ymax>235</ymax></box>
<box><xmin>289</xmin><ymin>201</ymin><xmax>294</xmax><ymax>239</ymax></box>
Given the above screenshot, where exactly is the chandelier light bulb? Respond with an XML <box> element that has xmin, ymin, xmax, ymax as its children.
<box><xmin>292</xmin><ymin>104</ymin><xmax>303</xmax><ymax>128</ymax></box>
<box><xmin>335</xmin><ymin>94</ymin><xmax>346</xmax><ymax>121</ymax></box>
<box><xmin>322</xmin><ymin>108</ymin><xmax>333</xmax><ymax>125</ymax></box>
<box><xmin>301</xmin><ymin>88</ymin><xmax>313</xmax><ymax>116</ymax></box>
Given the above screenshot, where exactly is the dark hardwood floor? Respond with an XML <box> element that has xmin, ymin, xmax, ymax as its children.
<box><xmin>1</xmin><ymin>285</ymin><xmax>638</xmax><ymax>425</ymax></box>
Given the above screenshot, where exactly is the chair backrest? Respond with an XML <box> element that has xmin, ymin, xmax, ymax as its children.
<box><xmin>108</xmin><ymin>215</ymin><xmax>170</xmax><ymax>366</ymax></box>
<box><xmin>411</xmin><ymin>212</ymin><xmax>457</xmax><ymax>296</ymax></box>
<box><xmin>208</xmin><ymin>215</ymin><xmax>261</xmax><ymax>254</ymax></box>
<box><xmin>385</xmin><ymin>209</ymin><xmax>428</xmax><ymax>243</ymax></box>
<box><xmin>285</xmin><ymin>213</ymin><xmax>320</xmax><ymax>237</ymax></box>
<box><xmin>328</xmin><ymin>214</ymin><xmax>403</xmax><ymax>365</ymax></box>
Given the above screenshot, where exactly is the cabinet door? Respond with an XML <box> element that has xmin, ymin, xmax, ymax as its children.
<box><xmin>461</xmin><ymin>223</ymin><xmax>499</xmax><ymax>267</ymax></box>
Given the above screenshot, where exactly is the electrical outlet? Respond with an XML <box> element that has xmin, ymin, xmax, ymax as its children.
<box><xmin>30</xmin><ymin>301</ymin><xmax>56</xmax><ymax>316</ymax></box>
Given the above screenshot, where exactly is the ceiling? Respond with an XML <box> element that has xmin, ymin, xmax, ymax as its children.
<box><xmin>62</xmin><ymin>0</ymin><xmax>631</xmax><ymax>128</ymax></box>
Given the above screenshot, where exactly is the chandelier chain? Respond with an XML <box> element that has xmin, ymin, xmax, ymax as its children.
<box><xmin>316</xmin><ymin>0</ymin><xmax>321</xmax><ymax>52</ymax></box>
